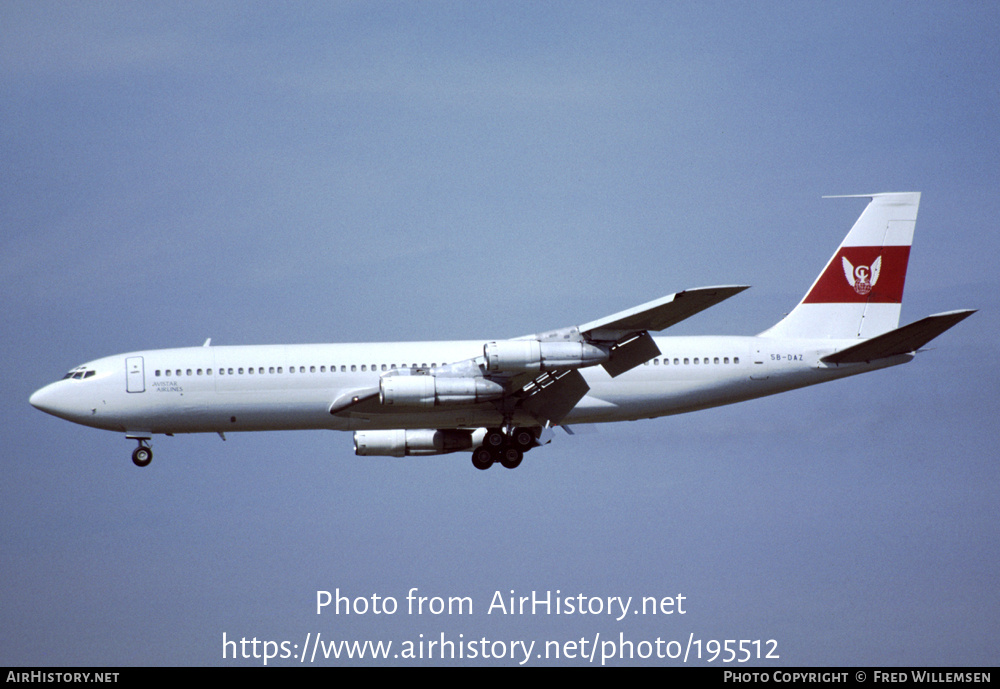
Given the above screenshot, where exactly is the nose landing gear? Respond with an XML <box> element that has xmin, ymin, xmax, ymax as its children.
<box><xmin>131</xmin><ymin>439</ymin><xmax>153</xmax><ymax>467</ymax></box>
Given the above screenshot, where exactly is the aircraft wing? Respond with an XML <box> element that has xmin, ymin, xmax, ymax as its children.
<box><xmin>329</xmin><ymin>387</ymin><xmax>379</xmax><ymax>414</ymax></box>
<box><xmin>515</xmin><ymin>285</ymin><xmax>750</xmax><ymax>422</ymax></box>
<box><xmin>571</xmin><ymin>285</ymin><xmax>749</xmax><ymax>378</ymax></box>
<box><xmin>821</xmin><ymin>309</ymin><xmax>976</xmax><ymax>365</ymax></box>
<box><xmin>330</xmin><ymin>286</ymin><xmax>751</xmax><ymax>426</ymax></box>
<box><xmin>577</xmin><ymin>285</ymin><xmax>750</xmax><ymax>339</ymax></box>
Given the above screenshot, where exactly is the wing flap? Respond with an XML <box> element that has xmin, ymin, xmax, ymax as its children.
<box><xmin>519</xmin><ymin>369</ymin><xmax>590</xmax><ymax>425</ymax></box>
<box><xmin>602</xmin><ymin>331</ymin><xmax>661</xmax><ymax>378</ymax></box>
<box><xmin>821</xmin><ymin>309</ymin><xmax>976</xmax><ymax>365</ymax></box>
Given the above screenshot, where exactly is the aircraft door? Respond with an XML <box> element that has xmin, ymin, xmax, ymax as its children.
<box><xmin>126</xmin><ymin>356</ymin><xmax>145</xmax><ymax>393</ymax></box>
<box><xmin>750</xmin><ymin>347</ymin><xmax>769</xmax><ymax>380</ymax></box>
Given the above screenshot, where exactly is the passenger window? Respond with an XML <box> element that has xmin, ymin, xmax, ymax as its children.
<box><xmin>310</xmin><ymin>366</ymin><xmax>316</xmax><ymax>373</ymax></box>
<box><xmin>239</xmin><ymin>368</ymin><xmax>244</xmax><ymax>375</ymax></box>
<box><xmin>684</xmin><ymin>358</ymin><xmax>689</xmax><ymax>365</ymax></box>
<box><xmin>341</xmin><ymin>366</ymin><xmax>347</xmax><ymax>372</ymax></box>
<box><xmin>734</xmin><ymin>357</ymin><xmax>740</xmax><ymax>364</ymax></box>
<box><xmin>207</xmin><ymin>369</ymin><xmax>212</xmax><ymax>375</ymax></box>
<box><xmin>228</xmin><ymin>368</ymin><xmax>234</xmax><ymax>375</ymax></box>
<box><xmin>155</xmin><ymin>370</ymin><xmax>161</xmax><ymax>377</ymax></box>
<box><xmin>724</xmin><ymin>357</ymin><xmax>729</xmax><ymax>364</ymax></box>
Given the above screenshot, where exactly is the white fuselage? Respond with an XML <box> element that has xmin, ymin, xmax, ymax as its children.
<box><xmin>29</xmin><ymin>193</ymin><xmax>966</xmax><ymax>469</ymax></box>
<box><xmin>28</xmin><ymin>336</ymin><xmax>910</xmax><ymax>437</ymax></box>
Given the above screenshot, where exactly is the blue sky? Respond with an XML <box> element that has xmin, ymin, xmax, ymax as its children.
<box><xmin>3</xmin><ymin>1</ymin><xmax>997</xmax><ymax>666</ymax></box>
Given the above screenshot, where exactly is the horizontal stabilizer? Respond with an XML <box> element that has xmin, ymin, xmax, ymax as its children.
<box><xmin>821</xmin><ymin>310</ymin><xmax>976</xmax><ymax>365</ymax></box>
<box><xmin>579</xmin><ymin>285</ymin><xmax>749</xmax><ymax>339</ymax></box>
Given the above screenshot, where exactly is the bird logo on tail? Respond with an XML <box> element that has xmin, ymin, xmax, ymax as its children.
<box><xmin>842</xmin><ymin>255</ymin><xmax>881</xmax><ymax>296</ymax></box>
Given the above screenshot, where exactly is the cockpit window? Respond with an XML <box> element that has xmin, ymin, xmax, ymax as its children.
<box><xmin>63</xmin><ymin>367</ymin><xmax>96</xmax><ymax>380</ymax></box>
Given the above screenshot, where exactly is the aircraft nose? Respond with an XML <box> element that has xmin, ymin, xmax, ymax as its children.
<box><xmin>30</xmin><ymin>384</ymin><xmax>60</xmax><ymax>415</ymax></box>
<box><xmin>29</xmin><ymin>382</ymin><xmax>83</xmax><ymax>421</ymax></box>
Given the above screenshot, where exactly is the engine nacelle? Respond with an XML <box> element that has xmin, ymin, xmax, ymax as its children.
<box><xmin>379</xmin><ymin>375</ymin><xmax>504</xmax><ymax>407</ymax></box>
<box><xmin>353</xmin><ymin>429</ymin><xmax>483</xmax><ymax>457</ymax></box>
<box><xmin>483</xmin><ymin>340</ymin><xmax>608</xmax><ymax>373</ymax></box>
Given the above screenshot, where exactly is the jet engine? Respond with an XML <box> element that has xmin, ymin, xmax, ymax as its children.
<box><xmin>483</xmin><ymin>340</ymin><xmax>608</xmax><ymax>373</ymax></box>
<box><xmin>379</xmin><ymin>375</ymin><xmax>504</xmax><ymax>407</ymax></box>
<box><xmin>353</xmin><ymin>429</ymin><xmax>483</xmax><ymax>457</ymax></box>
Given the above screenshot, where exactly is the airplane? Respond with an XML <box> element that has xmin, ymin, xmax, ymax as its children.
<box><xmin>29</xmin><ymin>192</ymin><xmax>974</xmax><ymax>470</ymax></box>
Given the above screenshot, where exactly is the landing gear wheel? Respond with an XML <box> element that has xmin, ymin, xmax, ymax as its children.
<box><xmin>511</xmin><ymin>427</ymin><xmax>536</xmax><ymax>451</ymax></box>
<box><xmin>471</xmin><ymin>446</ymin><xmax>495</xmax><ymax>470</ymax></box>
<box><xmin>132</xmin><ymin>445</ymin><xmax>152</xmax><ymax>467</ymax></box>
<box><xmin>499</xmin><ymin>446</ymin><xmax>523</xmax><ymax>469</ymax></box>
<box><xmin>484</xmin><ymin>429</ymin><xmax>506</xmax><ymax>449</ymax></box>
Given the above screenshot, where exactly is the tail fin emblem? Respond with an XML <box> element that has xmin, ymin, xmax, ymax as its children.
<box><xmin>842</xmin><ymin>255</ymin><xmax>881</xmax><ymax>296</ymax></box>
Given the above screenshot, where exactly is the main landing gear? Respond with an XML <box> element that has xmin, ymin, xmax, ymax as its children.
<box><xmin>131</xmin><ymin>439</ymin><xmax>153</xmax><ymax>467</ymax></box>
<box><xmin>471</xmin><ymin>427</ymin><xmax>536</xmax><ymax>470</ymax></box>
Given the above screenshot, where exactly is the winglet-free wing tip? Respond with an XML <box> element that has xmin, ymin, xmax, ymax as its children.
<box><xmin>579</xmin><ymin>284</ymin><xmax>750</xmax><ymax>336</ymax></box>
